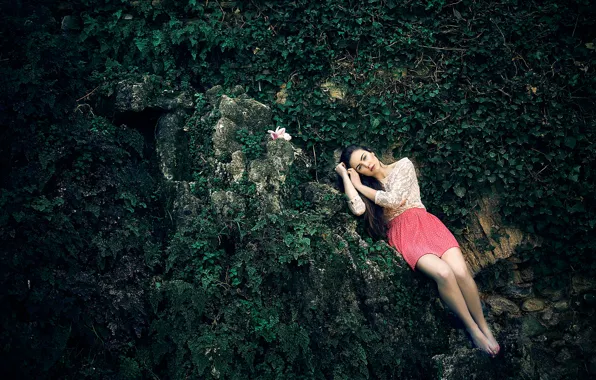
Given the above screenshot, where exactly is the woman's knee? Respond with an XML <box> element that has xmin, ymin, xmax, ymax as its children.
<box><xmin>417</xmin><ymin>254</ymin><xmax>456</xmax><ymax>283</ymax></box>
<box><xmin>451</xmin><ymin>265</ymin><xmax>472</xmax><ymax>282</ymax></box>
<box><xmin>435</xmin><ymin>266</ymin><xmax>456</xmax><ymax>283</ymax></box>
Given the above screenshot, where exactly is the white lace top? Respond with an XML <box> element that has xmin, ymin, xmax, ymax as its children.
<box><xmin>347</xmin><ymin>157</ymin><xmax>426</xmax><ymax>222</ymax></box>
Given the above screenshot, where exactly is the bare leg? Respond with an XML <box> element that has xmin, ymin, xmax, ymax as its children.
<box><xmin>442</xmin><ymin>247</ymin><xmax>500</xmax><ymax>354</ymax></box>
<box><xmin>416</xmin><ymin>254</ymin><xmax>495</xmax><ymax>355</ymax></box>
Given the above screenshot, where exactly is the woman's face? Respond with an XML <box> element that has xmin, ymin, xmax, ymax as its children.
<box><xmin>349</xmin><ymin>149</ymin><xmax>379</xmax><ymax>176</ymax></box>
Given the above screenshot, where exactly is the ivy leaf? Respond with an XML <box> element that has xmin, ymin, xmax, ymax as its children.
<box><xmin>371</xmin><ymin>117</ymin><xmax>381</xmax><ymax>128</ymax></box>
<box><xmin>454</xmin><ymin>186</ymin><xmax>466</xmax><ymax>198</ymax></box>
<box><xmin>453</xmin><ymin>9</ymin><xmax>463</xmax><ymax>21</ymax></box>
<box><xmin>564</xmin><ymin>136</ymin><xmax>576</xmax><ymax>149</ymax></box>
<box><xmin>135</xmin><ymin>38</ymin><xmax>149</xmax><ymax>53</ymax></box>
<box><xmin>152</xmin><ymin>30</ymin><xmax>163</xmax><ymax>47</ymax></box>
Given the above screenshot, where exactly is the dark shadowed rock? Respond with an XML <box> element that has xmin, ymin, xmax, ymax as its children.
<box><xmin>572</xmin><ymin>274</ymin><xmax>595</xmax><ymax>294</ymax></box>
<box><xmin>211</xmin><ymin>190</ymin><xmax>246</xmax><ymax>217</ymax></box>
<box><xmin>156</xmin><ymin>109</ymin><xmax>190</xmax><ymax>181</ymax></box>
<box><xmin>115</xmin><ymin>76</ymin><xmax>194</xmax><ymax>113</ymax></box>
<box><xmin>459</xmin><ymin>195</ymin><xmax>542</xmax><ymax>274</ymax></box>
<box><xmin>502</xmin><ymin>283</ymin><xmax>533</xmax><ymax>299</ymax></box>
<box><xmin>485</xmin><ymin>295</ymin><xmax>520</xmax><ymax>316</ymax></box>
<box><xmin>170</xmin><ymin>181</ymin><xmax>202</xmax><ymax>226</ymax></box>
<box><xmin>300</xmin><ymin>183</ymin><xmax>343</xmax><ymax>216</ymax></box>
<box><xmin>521</xmin><ymin>315</ymin><xmax>547</xmax><ymax>337</ymax></box>
<box><xmin>522</xmin><ymin>298</ymin><xmax>546</xmax><ymax>312</ymax></box>
<box><xmin>205</xmin><ymin>85</ymin><xmax>224</xmax><ymax>105</ymax></box>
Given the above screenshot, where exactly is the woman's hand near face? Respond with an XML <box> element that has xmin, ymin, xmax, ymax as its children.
<box><xmin>335</xmin><ymin>162</ymin><xmax>348</xmax><ymax>177</ymax></box>
<box><xmin>347</xmin><ymin>168</ymin><xmax>362</xmax><ymax>187</ymax></box>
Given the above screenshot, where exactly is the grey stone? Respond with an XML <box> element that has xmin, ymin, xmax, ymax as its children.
<box><xmin>219</xmin><ymin>96</ymin><xmax>245</xmax><ymax>124</ymax></box>
<box><xmin>503</xmin><ymin>284</ymin><xmax>533</xmax><ymax>299</ymax></box>
<box><xmin>432</xmin><ymin>347</ymin><xmax>492</xmax><ymax>380</ymax></box>
<box><xmin>572</xmin><ymin>274</ymin><xmax>595</xmax><ymax>294</ymax></box>
<box><xmin>534</xmin><ymin>334</ymin><xmax>548</xmax><ymax>342</ymax></box>
<box><xmin>541</xmin><ymin>308</ymin><xmax>554</xmax><ymax>321</ymax></box>
<box><xmin>228</xmin><ymin>151</ymin><xmax>246</xmax><ymax>182</ymax></box>
<box><xmin>205</xmin><ymin>85</ymin><xmax>224</xmax><ymax>105</ymax></box>
<box><xmin>300</xmin><ymin>183</ymin><xmax>343</xmax><ymax>216</ymax></box>
<box><xmin>543</xmin><ymin>311</ymin><xmax>560</xmax><ymax>327</ymax></box>
<box><xmin>247</xmin><ymin>139</ymin><xmax>294</xmax><ymax>203</ymax></box>
<box><xmin>211</xmin><ymin>190</ymin><xmax>246</xmax><ymax>217</ymax></box>
<box><xmin>218</xmin><ymin>94</ymin><xmax>273</xmax><ymax>130</ymax></box>
<box><xmin>235</xmin><ymin>98</ymin><xmax>272</xmax><ymax>130</ymax></box>
<box><xmin>115</xmin><ymin>77</ymin><xmax>194</xmax><ymax>112</ymax></box>
<box><xmin>170</xmin><ymin>181</ymin><xmax>202</xmax><ymax>227</ymax></box>
<box><xmin>520</xmin><ymin>267</ymin><xmax>534</xmax><ymax>282</ymax></box>
<box><xmin>364</xmin><ymin>296</ymin><xmax>389</xmax><ymax>306</ymax></box>
<box><xmin>485</xmin><ymin>295</ymin><xmax>520</xmax><ymax>316</ymax></box>
<box><xmin>522</xmin><ymin>298</ymin><xmax>546</xmax><ymax>312</ymax></box>
<box><xmin>248</xmin><ymin>158</ymin><xmax>278</xmax><ymax>192</ymax></box>
<box><xmin>538</xmin><ymin>286</ymin><xmax>565</xmax><ymax>301</ymax></box>
<box><xmin>258</xmin><ymin>193</ymin><xmax>282</xmax><ymax>214</ymax></box>
<box><xmin>212</xmin><ymin>117</ymin><xmax>241</xmax><ymax>159</ymax></box>
<box><xmin>230</xmin><ymin>85</ymin><xmax>245</xmax><ymax>96</ymax></box>
<box><xmin>550</xmin><ymin>340</ymin><xmax>565</xmax><ymax>349</ymax></box>
<box><xmin>553</xmin><ymin>301</ymin><xmax>569</xmax><ymax>311</ymax></box>
<box><xmin>266</xmin><ymin>139</ymin><xmax>294</xmax><ymax>169</ymax></box>
<box><xmin>116</xmin><ymin>79</ymin><xmax>153</xmax><ymax>112</ymax></box>
<box><xmin>156</xmin><ymin>109</ymin><xmax>189</xmax><ymax>181</ymax></box>
<box><xmin>154</xmin><ymin>90</ymin><xmax>194</xmax><ymax>110</ymax></box>
<box><xmin>555</xmin><ymin>348</ymin><xmax>571</xmax><ymax>363</ymax></box>
<box><xmin>521</xmin><ymin>315</ymin><xmax>546</xmax><ymax>337</ymax></box>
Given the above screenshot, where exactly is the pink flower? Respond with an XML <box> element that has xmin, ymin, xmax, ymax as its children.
<box><xmin>267</xmin><ymin>126</ymin><xmax>292</xmax><ymax>141</ymax></box>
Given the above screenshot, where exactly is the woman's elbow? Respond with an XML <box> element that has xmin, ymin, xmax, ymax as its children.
<box><xmin>352</xmin><ymin>207</ymin><xmax>366</xmax><ymax>216</ymax></box>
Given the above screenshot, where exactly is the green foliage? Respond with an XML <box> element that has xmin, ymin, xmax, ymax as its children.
<box><xmin>236</xmin><ymin>128</ymin><xmax>267</xmax><ymax>160</ymax></box>
<box><xmin>1</xmin><ymin>0</ymin><xmax>595</xmax><ymax>378</ymax></box>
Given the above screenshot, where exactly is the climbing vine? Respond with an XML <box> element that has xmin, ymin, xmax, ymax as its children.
<box><xmin>1</xmin><ymin>0</ymin><xmax>595</xmax><ymax>378</ymax></box>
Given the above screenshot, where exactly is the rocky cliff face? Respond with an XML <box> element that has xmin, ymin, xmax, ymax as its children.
<box><xmin>115</xmin><ymin>79</ymin><xmax>596</xmax><ymax>379</ymax></box>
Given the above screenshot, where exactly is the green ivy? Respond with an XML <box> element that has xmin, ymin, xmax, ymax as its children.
<box><xmin>1</xmin><ymin>0</ymin><xmax>595</xmax><ymax>378</ymax></box>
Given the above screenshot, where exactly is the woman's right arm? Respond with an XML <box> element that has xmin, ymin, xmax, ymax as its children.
<box><xmin>336</xmin><ymin>164</ymin><xmax>366</xmax><ymax>216</ymax></box>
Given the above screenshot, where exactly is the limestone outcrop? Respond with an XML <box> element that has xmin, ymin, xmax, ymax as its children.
<box><xmin>139</xmin><ymin>83</ymin><xmax>596</xmax><ymax>379</ymax></box>
<box><xmin>460</xmin><ymin>195</ymin><xmax>542</xmax><ymax>274</ymax></box>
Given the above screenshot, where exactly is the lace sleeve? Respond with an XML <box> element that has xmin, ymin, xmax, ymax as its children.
<box><xmin>374</xmin><ymin>158</ymin><xmax>415</xmax><ymax>208</ymax></box>
<box><xmin>348</xmin><ymin>196</ymin><xmax>366</xmax><ymax>216</ymax></box>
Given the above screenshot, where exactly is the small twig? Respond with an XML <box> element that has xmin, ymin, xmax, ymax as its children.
<box><xmin>76</xmin><ymin>86</ymin><xmax>100</xmax><ymax>102</ymax></box>
<box><xmin>443</xmin><ymin>0</ymin><xmax>463</xmax><ymax>7</ymax></box>
<box><xmin>312</xmin><ymin>144</ymin><xmax>318</xmax><ymax>182</ymax></box>
<box><xmin>496</xmin><ymin>87</ymin><xmax>512</xmax><ymax>98</ymax></box>
<box><xmin>419</xmin><ymin>45</ymin><xmax>466</xmax><ymax>52</ymax></box>
<box><xmin>572</xmin><ymin>14</ymin><xmax>579</xmax><ymax>37</ymax></box>
<box><xmin>536</xmin><ymin>165</ymin><xmax>549</xmax><ymax>176</ymax></box>
<box><xmin>429</xmin><ymin>113</ymin><xmax>451</xmax><ymax>125</ymax></box>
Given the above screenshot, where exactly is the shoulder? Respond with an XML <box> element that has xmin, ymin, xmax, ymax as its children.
<box><xmin>388</xmin><ymin>157</ymin><xmax>411</xmax><ymax>169</ymax></box>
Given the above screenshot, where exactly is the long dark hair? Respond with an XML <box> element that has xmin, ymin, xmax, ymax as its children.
<box><xmin>337</xmin><ymin>145</ymin><xmax>387</xmax><ymax>239</ymax></box>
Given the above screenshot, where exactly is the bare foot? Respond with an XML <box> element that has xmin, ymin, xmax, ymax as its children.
<box><xmin>468</xmin><ymin>328</ymin><xmax>496</xmax><ymax>356</ymax></box>
<box><xmin>480</xmin><ymin>326</ymin><xmax>500</xmax><ymax>355</ymax></box>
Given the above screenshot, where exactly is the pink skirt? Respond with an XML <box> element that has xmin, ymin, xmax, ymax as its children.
<box><xmin>387</xmin><ymin>207</ymin><xmax>460</xmax><ymax>271</ymax></box>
